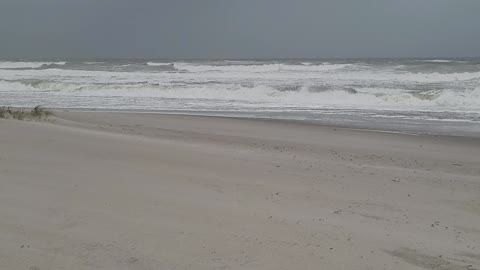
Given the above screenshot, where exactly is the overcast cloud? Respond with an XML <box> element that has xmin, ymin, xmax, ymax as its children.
<box><xmin>1</xmin><ymin>0</ymin><xmax>479</xmax><ymax>59</ymax></box>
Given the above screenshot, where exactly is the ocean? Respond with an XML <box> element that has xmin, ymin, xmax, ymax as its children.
<box><xmin>1</xmin><ymin>58</ymin><xmax>480</xmax><ymax>136</ymax></box>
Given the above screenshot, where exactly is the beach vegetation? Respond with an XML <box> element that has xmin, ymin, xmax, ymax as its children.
<box><xmin>0</xmin><ymin>106</ymin><xmax>52</xmax><ymax>121</ymax></box>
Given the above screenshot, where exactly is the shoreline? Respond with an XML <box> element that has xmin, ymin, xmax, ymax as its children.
<box><xmin>50</xmin><ymin>108</ymin><xmax>480</xmax><ymax>139</ymax></box>
<box><xmin>1</xmin><ymin>111</ymin><xmax>480</xmax><ymax>269</ymax></box>
<box><xmin>4</xmin><ymin>104</ymin><xmax>480</xmax><ymax>138</ymax></box>
<box><xmin>52</xmin><ymin>110</ymin><xmax>480</xmax><ymax>144</ymax></box>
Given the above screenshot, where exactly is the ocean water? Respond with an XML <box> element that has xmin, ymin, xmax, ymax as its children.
<box><xmin>1</xmin><ymin>58</ymin><xmax>480</xmax><ymax>136</ymax></box>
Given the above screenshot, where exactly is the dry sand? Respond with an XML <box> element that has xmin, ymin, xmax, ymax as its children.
<box><xmin>1</xmin><ymin>111</ymin><xmax>479</xmax><ymax>270</ymax></box>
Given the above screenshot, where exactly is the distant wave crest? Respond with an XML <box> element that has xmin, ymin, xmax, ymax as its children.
<box><xmin>146</xmin><ymin>62</ymin><xmax>174</xmax><ymax>66</ymax></box>
<box><xmin>0</xmin><ymin>61</ymin><xmax>66</xmax><ymax>69</ymax></box>
<box><xmin>173</xmin><ymin>63</ymin><xmax>351</xmax><ymax>73</ymax></box>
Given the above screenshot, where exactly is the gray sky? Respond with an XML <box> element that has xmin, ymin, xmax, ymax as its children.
<box><xmin>1</xmin><ymin>0</ymin><xmax>479</xmax><ymax>59</ymax></box>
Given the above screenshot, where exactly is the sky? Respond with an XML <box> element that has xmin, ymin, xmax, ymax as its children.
<box><xmin>1</xmin><ymin>0</ymin><xmax>479</xmax><ymax>59</ymax></box>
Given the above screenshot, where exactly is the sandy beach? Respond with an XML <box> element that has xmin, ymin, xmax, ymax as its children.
<box><xmin>1</xmin><ymin>111</ymin><xmax>479</xmax><ymax>270</ymax></box>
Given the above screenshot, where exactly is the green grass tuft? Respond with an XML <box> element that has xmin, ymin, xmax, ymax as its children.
<box><xmin>0</xmin><ymin>106</ymin><xmax>53</xmax><ymax>121</ymax></box>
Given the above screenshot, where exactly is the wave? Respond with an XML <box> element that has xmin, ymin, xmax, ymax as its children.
<box><xmin>2</xmin><ymin>79</ymin><xmax>479</xmax><ymax>112</ymax></box>
<box><xmin>146</xmin><ymin>62</ymin><xmax>173</xmax><ymax>66</ymax></box>
<box><xmin>0</xmin><ymin>79</ymin><xmax>83</xmax><ymax>92</ymax></box>
<box><xmin>2</xmin><ymin>62</ymin><xmax>480</xmax><ymax>84</ymax></box>
<box><xmin>0</xmin><ymin>61</ymin><xmax>66</xmax><ymax>69</ymax></box>
<box><xmin>145</xmin><ymin>62</ymin><xmax>177</xmax><ymax>71</ymax></box>
<box><xmin>173</xmin><ymin>63</ymin><xmax>351</xmax><ymax>73</ymax></box>
<box><xmin>419</xmin><ymin>60</ymin><xmax>453</xmax><ymax>63</ymax></box>
<box><xmin>36</xmin><ymin>63</ymin><xmax>70</xmax><ymax>70</ymax></box>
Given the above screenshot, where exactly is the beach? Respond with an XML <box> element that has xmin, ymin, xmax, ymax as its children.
<box><xmin>1</xmin><ymin>111</ymin><xmax>479</xmax><ymax>270</ymax></box>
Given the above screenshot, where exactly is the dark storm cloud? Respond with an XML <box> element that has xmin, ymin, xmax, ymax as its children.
<box><xmin>1</xmin><ymin>0</ymin><xmax>479</xmax><ymax>59</ymax></box>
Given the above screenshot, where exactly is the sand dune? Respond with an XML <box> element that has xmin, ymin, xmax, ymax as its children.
<box><xmin>1</xmin><ymin>112</ymin><xmax>479</xmax><ymax>270</ymax></box>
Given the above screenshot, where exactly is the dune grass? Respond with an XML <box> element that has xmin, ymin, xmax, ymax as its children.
<box><xmin>0</xmin><ymin>106</ymin><xmax>52</xmax><ymax>121</ymax></box>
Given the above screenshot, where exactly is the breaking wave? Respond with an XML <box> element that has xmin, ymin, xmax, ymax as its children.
<box><xmin>0</xmin><ymin>61</ymin><xmax>66</xmax><ymax>69</ymax></box>
<box><xmin>419</xmin><ymin>59</ymin><xmax>453</xmax><ymax>63</ymax></box>
<box><xmin>173</xmin><ymin>62</ymin><xmax>351</xmax><ymax>73</ymax></box>
<box><xmin>1</xmin><ymin>78</ymin><xmax>479</xmax><ymax>112</ymax></box>
<box><xmin>146</xmin><ymin>62</ymin><xmax>174</xmax><ymax>66</ymax></box>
